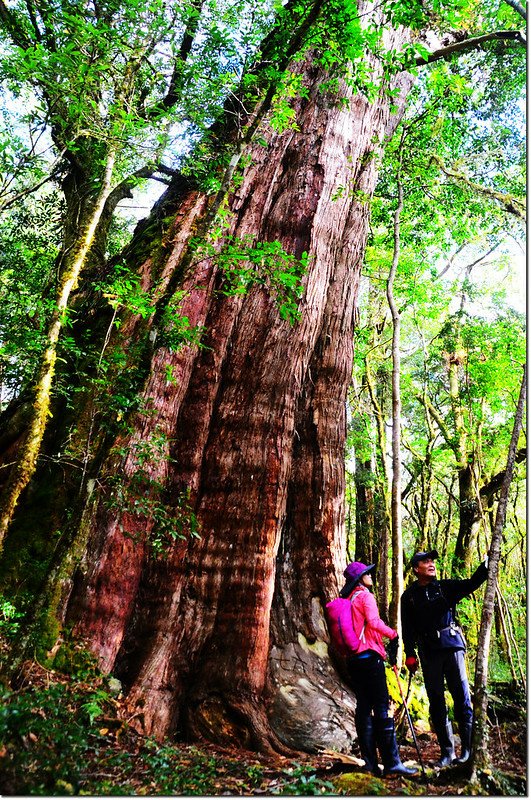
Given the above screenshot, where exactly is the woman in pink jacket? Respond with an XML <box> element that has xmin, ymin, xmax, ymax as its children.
<box><xmin>340</xmin><ymin>561</ymin><xmax>417</xmax><ymax>777</ymax></box>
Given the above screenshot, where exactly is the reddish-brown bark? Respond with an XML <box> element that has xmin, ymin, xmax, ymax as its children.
<box><xmin>61</xmin><ymin>58</ymin><xmax>412</xmax><ymax>751</ymax></box>
<box><xmin>3</xmin><ymin>33</ymin><xmax>413</xmax><ymax>752</ymax></box>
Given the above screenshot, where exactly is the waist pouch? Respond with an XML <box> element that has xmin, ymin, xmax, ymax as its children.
<box><xmin>423</xmin><ymin>622</ymin><xmax>466</xmax><ymax>651</ymax></box>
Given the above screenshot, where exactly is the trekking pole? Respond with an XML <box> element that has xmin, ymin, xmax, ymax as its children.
<box><xmin>405</xmin><ymin>671</ymin><xmax>412</xmax><ymax>705</ymax></box>
<box><xmin>396</xmin><ymin>670</ymin><xmax>413</xmax><ymax>736</ymax></box>
<box><xmin>392</xmin><ymin>664</ymin><xmax>428</xmax><ymax>782</ymax></box>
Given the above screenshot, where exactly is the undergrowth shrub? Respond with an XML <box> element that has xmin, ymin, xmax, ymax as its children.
<box><xmin>0</xmin><ymin>672</ymin><xmax>339</xmax><ymax>796</ymax></box>
<box><xmin>0</xmin><ymin>680</ymin><xmax>116</xmax><ymax>795</ymax></box>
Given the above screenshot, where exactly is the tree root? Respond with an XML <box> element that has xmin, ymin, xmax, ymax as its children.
<box><xmin>185</xmin><ymin>692</ymin><xmax>301</xmax><ymax>758</ymax></box>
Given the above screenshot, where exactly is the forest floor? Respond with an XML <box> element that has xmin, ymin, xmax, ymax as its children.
<box><xmin>0</xmin><ymin>655</ymin><xmax>526</xmax><ymax>797</ymax></box>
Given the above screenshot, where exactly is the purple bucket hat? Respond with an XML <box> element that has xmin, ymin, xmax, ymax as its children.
<box><xmin>343</xmin><ymin>561</ymin><xmax>375</xmax><ymax>585</ymax></box>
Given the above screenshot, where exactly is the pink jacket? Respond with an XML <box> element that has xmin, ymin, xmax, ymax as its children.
<box><xmin>350</xmin><ymin>586</ymin><xmax>397</xmax><ymax>659</ymax></box>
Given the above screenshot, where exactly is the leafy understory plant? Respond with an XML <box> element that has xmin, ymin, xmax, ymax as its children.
<box><xmin>105</xmin><ymin>428</ymin><xmax>200</xmax><ymax>555</ymax></box>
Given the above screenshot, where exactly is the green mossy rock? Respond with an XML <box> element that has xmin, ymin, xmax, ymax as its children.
<box><xmin>333</xmin><ymin>772</ymin><xmax>387</xmax><ymax>795</ymax></box>
<box><xmin>333</xmin><ymin>770</ymin><xmax>428</xmax><ymax>796</ymax></box>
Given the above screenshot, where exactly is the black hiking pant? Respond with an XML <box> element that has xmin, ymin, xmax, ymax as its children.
<box><xmin>346</xmin><ymin>650</ymin><xmax>389</xmax><ymax>723</ymax></box>
<box><xmin>419</xmin><ymin>647</ymin><xmax>472</xmax><ymax>732</ymax></box>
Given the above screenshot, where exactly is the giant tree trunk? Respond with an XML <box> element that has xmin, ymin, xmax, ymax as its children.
<box><xmin>3</xmin><ymin>48</ymin><xmax>413</xmax><ymax>753</ymax></box>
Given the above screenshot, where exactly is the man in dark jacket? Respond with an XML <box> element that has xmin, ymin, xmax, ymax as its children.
<box><xmin>400</xmin><ymin>550</ymin><xmax>488</xmax><ymax>767</ymax></box>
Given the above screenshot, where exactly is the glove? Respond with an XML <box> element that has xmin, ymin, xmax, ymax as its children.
<box><xmin>405</xmin><ymin>656</ymin><xmax>418</xmax><ymax>674</ymax></box>
<box><xmin>386</xmin><ymin>636</ymin><xmax>399</xmax><ymax>666</ymax></box>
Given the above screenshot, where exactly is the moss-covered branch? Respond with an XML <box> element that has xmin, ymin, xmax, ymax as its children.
<box><xmin>431</xmin><ymin>155</ymin><xmax>526</xmax><ymax>222</ymax></box>
<box><xmin>416</xmin><ymin>28</ymin><xmax>525</xmax><ymax>66</ymax></box>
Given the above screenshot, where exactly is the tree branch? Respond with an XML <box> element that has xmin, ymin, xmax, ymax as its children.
<box><xmin>163</xmin><ymin>0</ymin><xmax>203</xmax><ymax>110</ymax></box>
<box><xmin>23</xmin><ymin>0</ymin><xmax>42</xmax><ymax>42</ymax></box>
<box><xmin>98</xmin><ymin>163</ymin><xmax>183</xmax><ymax>234</ymax></box>
<box><xmin>31</xmin><ymin>0</ymin><xmax>58</xmax><ymax>51</ymax></box>
<box><xmin>0</xmin><ymin>155</ymin><xmax>63</xmax><ymax>213</ymax></box>
<box><xmin>416</xmin><ymin>392</ymin><xmax>456</xmax><ymax>452</ymax></box>
<box><xmin>431</xmin><ymin>154</ymin><xmax>526</xmax><ymax>222</ymax></box>
<box><xmin>437</xmin><ymin>243</ymin><xmax>466</xmax><ymax>279</ymax></box>
<box><xmin>103</xmin><ymin>164</ymin><xmax>159</xmax><ymax>217</ymax></box>
<box><xmin>0</xmin><ymin>0</ymin><xmax>32</xmax><ymax>46</ymax></box>
<box><xmin>143</xmin><ymin>0</ymin><xmax>204</xmax><ymax>119</ymax></box>
<box><xmin>434</xmin><ymin>473</ymin><xmax>460</xmax><ymax>505</ymax></box>
<box><xmin>156</xmin><ymin>163</ymin><xmax>181</xmax><ymax>178</ymax></box>
<box><xmin>502</xmin><ymin>0</ymin><xmax>527</xmax><ymax>21</ymax></box>
<box><xmin>480</xmin><ymin>447</ymin><xmax>527</xmax><ymax>500</ymax></box>
<box><xmin>416</xmin><ymin>29</ymin><xmax>525</xmax><ymax>66</ymax></box>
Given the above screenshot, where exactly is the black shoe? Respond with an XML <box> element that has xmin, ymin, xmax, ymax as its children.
<box><xmin>364</xmin><ymin>764</ymin><xmax>383</xmax><ymax>777</ymax></box>
<box><xmin>356</xmin><ymin>716</ymin><xmax>381</xmax><ymax>776</ymax></box>
<box><xmin>386</xmin><ymin>763</ymin><xmax>419</xmax><ymax>777</ymax></box>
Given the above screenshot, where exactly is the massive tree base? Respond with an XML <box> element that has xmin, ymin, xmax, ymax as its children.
<box><xmin>269</xmin><ymin>638</ymin><xmax>358</xmax><ymax>753</ymax></box>
<box><xmin>118</xmin><ymin>634</ymin><xmax>358</xmax><ymax>755</ymax></box>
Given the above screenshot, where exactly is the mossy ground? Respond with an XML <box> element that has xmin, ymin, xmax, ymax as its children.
<box><xmin>0</xmin><ymin>649</ymin><xmax>526</xmax><ymax>797</ymax></box>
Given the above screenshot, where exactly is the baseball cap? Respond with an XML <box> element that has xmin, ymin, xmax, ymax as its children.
<box><xmin>410</xmin><ymin>549</ymin><xmax>438</xmax><ymax>568</ymax></box>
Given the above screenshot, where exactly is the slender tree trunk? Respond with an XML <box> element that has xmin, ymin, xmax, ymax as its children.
<box><xmin>494</xmin><ymin>589</ymin><xmax>522</xmax><ymax>687</ymax></box>
<box><xmin>386</xmin><ymin>163</ymin><xmax>403</xmax><ymax>630</ymax></box>
<box><xmin>453</xmin><ymin>461</ymin><xmax>482</xmax><ymax>572</ymax></box>
<box><xmin>354</xmin><ymin>458</ymin><xmax>377</xmax><ymax>566</ymax></box>
<box><xmin>420</xmin><ymin>455</ymin><xmax>434</xmax><ymax>544</ymax></box>
<box><xmin>353</xmin><ymin>288</ymin><xmax>393</xmax><ymax>614</ymax></box>
<box><xmin>470</xmin><ymin>362</ymin><xmax>526</xmax><ymax>779</ymax></box>
<box><xmin>423</xmin><ymin>346</ymin><xmax>481</xmax><ymax>574</ymax></box>
<box><xmin>364</xmin><ymin>361</ymin><xmax>391</xmax><ymax>617</ymax></box>
<box><xmin>0</xmin><ymin>148</ymin><xmax>117</xmax><ymax>547</ymax></box>
<box><xmin>417</xmin><ymin>329</ymin><xmax>437</xmax><ymax>549</ymax></box>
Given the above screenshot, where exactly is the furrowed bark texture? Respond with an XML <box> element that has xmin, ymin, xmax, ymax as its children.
<box><xmin>67</xmin><ymin>61</ymin><xmax>411</xmax><ymax>750</ymax></box>
<box><xmin>11</xmin><ymin>44</ymin><xmax>412</xmax><ymax>752</ymax></box>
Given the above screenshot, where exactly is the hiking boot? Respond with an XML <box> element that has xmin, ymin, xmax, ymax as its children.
<box><xmin>453</xmin><ymin>721</ymin><xmax>472</xmax><ymax>764</ymax></box>
<box><xmin>433</xmin><ymin>720</ymin><xmax>455</xmax><ymax>767</ymax></box>
<box><xmin>356</xmin><ymin>717</ymin><xmax>381</xmax><ymax>776</ymax></box>
<box><xmin>374</xmin><ymin>717</ymin><xmax>418</xmax><ymax>777</ymax></box>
